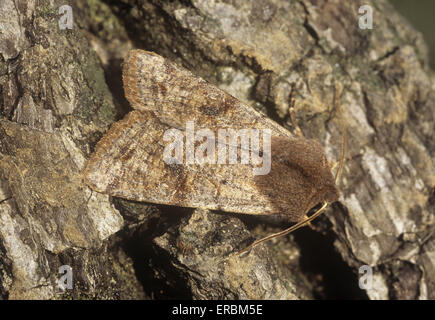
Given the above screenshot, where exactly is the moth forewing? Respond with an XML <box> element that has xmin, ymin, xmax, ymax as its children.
<box><xmin>84</xmin><ymin>49</ymin><xmax>340</xmax><ymax>233</ymax></box>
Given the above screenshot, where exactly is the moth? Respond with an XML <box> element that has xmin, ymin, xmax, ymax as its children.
<box><xmin>84</xmin><ymin>50</ymin><xmax>343</xmax><ymax>253</ymax></box>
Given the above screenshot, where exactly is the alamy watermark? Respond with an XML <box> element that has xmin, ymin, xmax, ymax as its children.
<box><xmin>358</xmin><ymin>265</ymin><xmax>373</xmax><ymax>290</ymax></box>
<box><xmin>163</xmin><ymin>121</ymin><xmax>271</xmax><ymax>175</ymax></box>
<box><xmin>59</xmin><ymin>5</ymin><xmax>73</xmax><ymax>30</ymax></box>
<box><xmin>58</xmin><ymin>265</ymin><xmax>73</xmax><ymax>291</ymax></box>
<box><xmin>358</xmin><ymin>5</ymin><xmax>373</xmax><ymax>30</ymax></box>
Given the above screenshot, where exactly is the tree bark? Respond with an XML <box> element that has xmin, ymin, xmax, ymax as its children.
<box><xmin>0</xmin><ymin>0</ymin><xmax>433</xmax><ymax>299</ymax></box>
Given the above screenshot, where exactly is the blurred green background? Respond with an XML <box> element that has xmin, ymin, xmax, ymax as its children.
<box><xmin>389</xmin><ymin>0</ymin><xmax>435</xmax><ymax>69</ymax></box>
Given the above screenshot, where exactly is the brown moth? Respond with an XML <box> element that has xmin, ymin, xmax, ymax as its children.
<box><xmin>84</xmin><ymin>50</ymin><xmax>341</xmax><ymax>253</ymax></box>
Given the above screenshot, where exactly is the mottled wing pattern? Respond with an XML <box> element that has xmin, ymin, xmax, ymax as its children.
<box><xmin>122</xmin><ymin>50</ymin><xmax>292</xmax><ymax>136</ymax></box>
<box><xmin>84</xmin><ymin>111</ymin><xmax>278</xmax><ymax>215</ymax></box>
<box><xmin>84</xmin><ymin>50</ymin><xmax>339</xmax><ymax>221</ymax></box>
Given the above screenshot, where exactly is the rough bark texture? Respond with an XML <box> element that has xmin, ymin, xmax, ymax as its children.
<box><xmin>0</xmin><ymin>0</ymin><xmax>433</xmax><ymax>299</ymax></box>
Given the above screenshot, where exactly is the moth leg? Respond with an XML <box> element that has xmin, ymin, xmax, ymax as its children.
<box><xmin>288</xmin><ymin>86</ymin><xmax>304</xmax><ymax>137</ymax></box>
<box><xmin>330</xmin><ymin>161</ymin><xmax>339</xmax><ymax>171</ymax></box>
<box><xmin>238</xmin><ymin>202</ymin><xmax>329</xmax><ymax>255</ymax></box>
<box><xmin>302</xmin><ymin>214</ymin><xmax>315</xmax><ymax>230</ymax></box>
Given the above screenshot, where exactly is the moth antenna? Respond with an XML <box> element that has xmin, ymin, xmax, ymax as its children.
<box><xmin>288</xmin><ymin>85</ymin><xmax>304</xmax><ymax>137</ymax></box>
<box><xmin>238</xmin><ymin>202</ymin><xmax>328</xmax><ymax>255</ymax></box>
<box><xmin>330</xmin><ymin>82</ymin><xmax>346</xmax><ymax>184</ymax></box>
<box><xmin>335</xmin><ymin>122</ymin><xmax>347</xmax><ymax>184</ymax></box>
